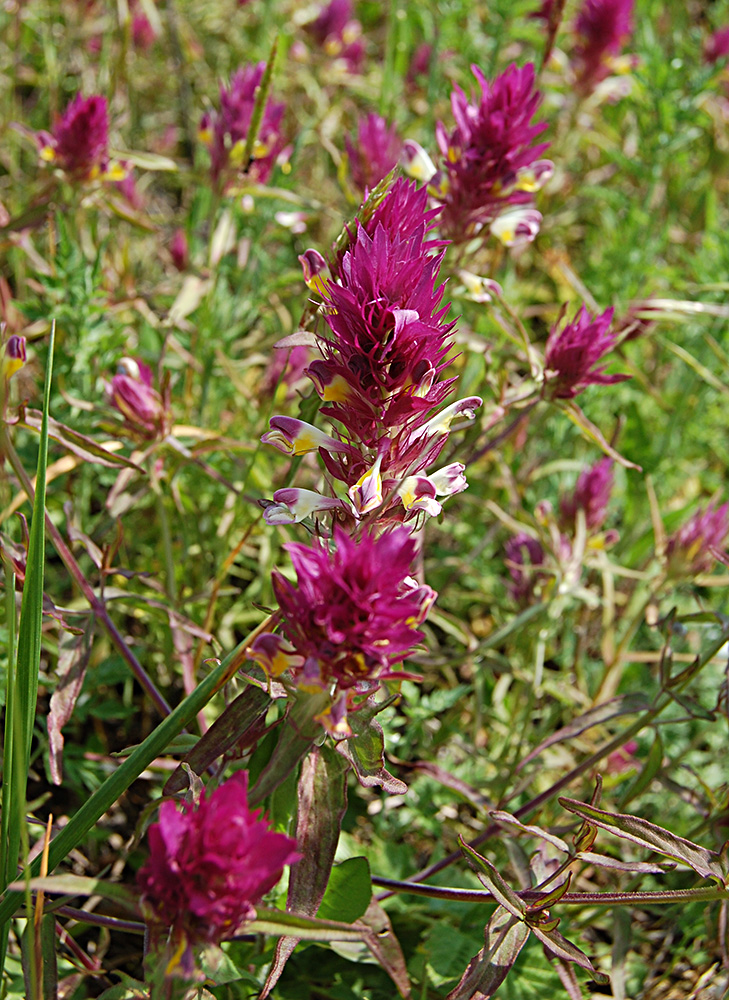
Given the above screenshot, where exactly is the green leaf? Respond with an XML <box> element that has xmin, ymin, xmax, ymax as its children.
<box><xmin>317</xmin><ymin>857</ymin><xmax>372</xmax><ymax>925</ymax></box>
<box><xmin>247</xmin><ymin>906</ymin><xmax>369</xmax><ymax>943</ymax></box>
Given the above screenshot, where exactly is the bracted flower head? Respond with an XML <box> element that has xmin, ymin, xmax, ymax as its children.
<box><xmin>559</xmin><ymin>458</ymin><xmax>614</xmax><ymax>532</ymax></box>
<box><xmin>505</xmin><ymin>533</ymin><xmax>546</xmax><ymax>606</ymax></box>
<box><xmin>665</xmin><ymin>502</ymin><xmax>729</xmax><ymax>577</ymax></box>
<box><xmin>106</xmin><ymin>357</ymin><xmax>168</xmax><ymax>439</ymax></box>
<box><xmin>137</xmin><ymin>772</ymin><xmax>300</xmax><ymax>953</ymax></box>
<box><xmin>305</xmin><ymin>0</ymin><xmax>364</xmax><ymax>72</ymax></box>
<box><xmin>38</xmin><ymin>94</ymin><xmax>110</xmax><ymax>181</ymax></box>
<box><xmin>435</xmin><ymin>63</ymin><xmax>551</xmax><ymax>241</ymax></box>
<box><xmin>201</xmin><ymin>64</ymin><xmax>287</xmax><ymax>189</ymax></box>
<box><xmin>543</xmin><ymin>305</ymin><xmax>629</xmax><ymax>400</ymax></box>
<box><xmin>345</xmin><ymin>113</ymin><xmax>402</xmax><ymax>193</ymax></box>
<box><xmin>706</xmin><ymin>26</ymin><xmax>729</xmax><ymax>65</ymax></box>
<box><xmin>573</xmin><ymin>0</ymin><xmax>634</xmax><ymax>92</ymax></box>
<box><xmin>252</xmin><ymin>526</ymin><xmax>436</xmax><ymax>735</ymax></box>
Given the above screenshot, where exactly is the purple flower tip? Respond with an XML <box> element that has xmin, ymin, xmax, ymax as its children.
<box><xmin>137</xmin><ymin>772</ymin><xmax>300</xmax><ymax>947</ymax></box>
<box><xmin>573</xmin><ymin>0</ymin><xmax>635</xmax><ymax>91</ymax></box>
<box><xmin>666</xmin><ymin>502</ymin><xmax>729</xmax><ymax>577</ymax></box>
<box><xmin>39</xmin><ymin>94</ymin><xmax>109</xmax><ymax>180</ymax></box>
<box><xmin>345</xmin><ymin>113</ymin><xmax>402</xmax><ymax>193</ymax></box>
<box><xmin>560</xmin><ymin>458</ymin><xmax>614</xmax><ymax>531</ymax></box>
<box><xmin>543</xmin><ymin>305</ymin><xmax>629</xmax><ymax>400</ymax></box>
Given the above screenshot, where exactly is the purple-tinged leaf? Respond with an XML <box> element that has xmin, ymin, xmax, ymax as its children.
<box><xmin>518</xmin><ymin>693</ymin><xmax>650</xmax><ymax>770</ymax></box>
<box><xmin>15</xmin><ymin>409</ymin><xmax>144</xmax><ymax>470</ymax></box>
<box><xmin>164</xmin><ymin>684</ymin><xmax>271</xmax><ymax>794</ymax></box>
<box><xmin>458</xmin><ymin>837</ymin><xmax>526</xmax><ymax>919</ymax></box>
<box><xmin>526</xmin><ymin>873</ymin><xmax>572</xmax><ymax>912</ymax></box>
<box><xmin>490</xmin><ymin>810</ymin><xmax>570</xmax><ymax>854</ymax></box>
<box><xmin>531</xmin><ymin>924</ymin><xmax>609</xmax><ymax>983</ymax></box>
<box><xmin>560</xmin><ymin>797</ymin><xmax>727</xmax><ymax>883</ymax></box>
<box><xmin>577</xmin><ymin>851</ymin><xmax>675</xmax><ymax>874</ymax></box>
<box><xmin>669</xmin><ymin>689</ymin><xmax>715</xmax><ymax>721</ymax></box>
<box><xmin>48</xmin><ymin>622</ymin><xmax>95</xmax><ymax>785</ymax></box>
<box><xmin>259</xmin><ymin>746</ymin><xmax>349</xmax><ymax>999</ymax></box>
<box><xmin>445</xmin><ymin>905</ymin><xmax>529</xmax><ymax>1000</ymax></box>
<box><xmin>337</xmin><ymin>707</ymin><xmax>406</xmax><ymax>794</ymax></box>
<box><xmin>549</xmin><ymin>953</ymin><xmax>587</xmax><ymax>1000</ymax></box>
<box><xmin>360</xmin><ymin>900</ymin><xmax>412</xmax><ymax>999</ymax></box>
<box><xmin>248</xmin><ymin>691</ymin><xmax>329</xmax><ymax>806</ymax></box>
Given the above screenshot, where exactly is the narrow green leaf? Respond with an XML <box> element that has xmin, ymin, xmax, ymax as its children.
<box><xmin>8</xmin><ymin>876</ymin><xmax>138</xmax><ymax>910</ymax></box>
<box><xmin>458</xmin><ymin>838</ymin><xmax>526</xmax><ymax>919</ymax></box>
<box><xmin>559</xmin><ymin>798</ymin><xmax>726</xmax><ymax>883</ymax></box>
<box><xmin>242</xmin><ymin>36</ymin><xmax>278</xmax><ymax>169</ymax></box>
<box><xmin>247</xmin><ymin>906</ymin><xmax>369</xmax><ymax>943</ymax></box>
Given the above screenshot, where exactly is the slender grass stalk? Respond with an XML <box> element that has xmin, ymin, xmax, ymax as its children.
<box><xmin>0</xmin><ymin>324</ymin><xmax>54</xmax><ymax>977</ymax></box>
<box><xmin>0</xmin><ymin>633</ymin><xmax>256</xmax><ymax>928</ymax></box>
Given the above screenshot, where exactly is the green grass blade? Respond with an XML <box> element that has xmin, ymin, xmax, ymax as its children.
<box><xmin>0</xmin><ymin>322</ymin><xmax>54</xmax><ymax>974</ymax></box>
<box><xmin>0</xmin><ymin>634</ymin><xmax>255</xmax><ymax>927</ymax></box>
<box><xmin>16</xmin><ymin>321</ymin><xmax>54</xmax><ymax>777</ymax></box>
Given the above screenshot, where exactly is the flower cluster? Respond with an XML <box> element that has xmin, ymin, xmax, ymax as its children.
<box><xmin>433</xmin><ymin>63</ymin><xmax>553</xmax><ymax>244</ymax></box>
<box><xmin>666</xmin><ymin>502</ymin><xmax>729</xmax><ymax>577</ymax></box>
<box><xmin>345</xmin><ymin>113</ymin><xmax>402</xmax><ymax>193</ymax></box>
<box><xmin>304</xmin><ymin>0</ymin><xmax>364</xmax><ymax>73</ymax></box>
<box><xmin>138</xmin><ymin>772</ymin><xmax>299</xmax><ymax>963</ymax></box>
<box><xmin>105</xmin><ymin>357</ymin><xmax>169</xmax><ymax>440</ymax></box>
<box><xmin>250</xmin><ymin>526</ymin><xmax>435</xmax><ymax>735</ymax></box>
<box><xmin>573</xmin><ymin>0</ymin><xmax>635</xmax><ymax>93</ymax></box>
<box><xmin>199</xmin><ymin>64</ymin><xmax>288</xmax><ymax>189</ymax></box>
<box><xmin>261</xmin><ymin>178</ymin><xmax>481</xmax><ymax>527</ymax></box>
<box><xmin>37</xmin><ymin>94</ymin><xmax>116</xmax><ymax>182</ymax></box>
<box><xmin>706</xmin><ymin>26</ymin><xmax>729</xmax><ymax>65</ymax></box>
<box><xmin>559</xmin><ymin>457</ymin><xmax>614</xmax><ymax>532</ymax></box>
<box><xmin>542</xmin><ymin>306</ymin><xmax>629</xmax><ymax>400</ymax></box>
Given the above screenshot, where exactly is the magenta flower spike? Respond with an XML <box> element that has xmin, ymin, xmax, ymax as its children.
<box><xmin>560</xmin><ymin>458</ymin><xmax>614</xmax><ymax>532</ymax></box>
<box><xmin>706</xmin><ymin>27</ymin><xmax>729</xmax><ymax>64</ymax></box>
<box><xmin>200</xmin><ymin>64</ymin><xmax>287</xmax><ymax>189</ymax></box>
<box><xmin>137</xmin><ymin>772</ymin><xmax>300</xmax><ymax>962</ymax></box>
<box><xmin>106</xmin><ymin>358</ymin><xmax>168</xmax><ymax>439</ymax></box>
<box><xmin>250</xmin><ymin>526</ymin><xmax>436</xmax><ymax>736</ymax></box>
<box><xmin>543</xmin><ymin>306</ymin><xmax>629</xmax><ymax>400</ymax></box>
<box><xmin>38</xmin><ymin>94</ymin><xmax>110</xmax><ymax>181</ymax></box>
<box><xmin>345</xmin><ymin>113</ymin><xmax>402</xmax><ymax>192</ymax></box>
<box><xmin>573</xmin><ymin>0</ymin><xmax>635</xmax><ymax>92</ymax></box>
<box><xmin>435</xmin><ymin>63</ymin><xmax>551</xmax><ymax>241</ymax></box>
<box><xmin>170</xmin><ymin>229</ymin><xmax>189</xmax><ymax>272</ymax></box>
<box><xmin>666</xmin><ymin>503</ymin><xmax>729</xmax><ymax>577</ymax></box>
<box><xmin>505</xmin><ymin>533</ymin><xmax>546</xmax><ymax>606</ymax></box>
<box><xmin>305</xmin><ymin>0</ymin><xmax>364</xmax><ymax>71</ymax></box>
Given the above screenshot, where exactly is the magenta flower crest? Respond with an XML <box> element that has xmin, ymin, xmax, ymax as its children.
<box><xmin>560</xmin><ymin>458</ymin><xmax>614</xmax><ymax>531</ymax></box>
<box><xmin>345</xmin><ymin>113</ymin><xmax>402</xmax><ymax>193</ymax></box>
<box><xmin>250</xmin><ymin>526</ymin><xmax>436</xmax><ymax>736</ymax></box>
<box><xmin>505</xmin><ymin>533</ymin><xmax>546</xmax><ymax>606</ymax></box>
<box><xmin>262</xmin><ymin>179</ymin><xmax>480</xmax><ymax>524</ymax></box>
<box><xmin>666</xmin><ymin>503</ymin><xmax>729</xmax><ymax>577</ymax></box>
<box><xmin>435</xmin><ymin>63</ymin><xmax>551</xmax><ymax>241</ymax></box>
<box><xmin>137</xmin><ymin>772</ymin><xmax>300</xmax><ymax>955</ymax></box>
<box><xmin>38</xmin><ymin>94</ymin><xmax>110</xmax><ymax>181</ymax></box>
<box><xmin>706</xmin><ymin>27</ymin><xmax>729</xmax><ymax>65</ymax></box>
<box><xmin>543</xmin><ymin>306</ymin><xmax>629</xmax><ymax>400</ymax></box>
<box><xmin>200</xmin><ymin>64</ymin><xmax>287</xmax><ymax>189</ymax></box>
<box><xmin>106</xmin><ymin>358</ymin><xmax>169</xmax><ymax>439</ymax></box>
<box><xmin>573</xmin><ymin>0</ymin><xmax>635</xmax><ymax>92</ymax></box>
